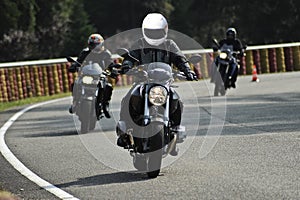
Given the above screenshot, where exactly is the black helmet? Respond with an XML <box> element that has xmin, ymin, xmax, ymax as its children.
<box><xmin>226</xmin><ymin>28</ymin><xmax>237</xmax><ymax>40</ymax></box>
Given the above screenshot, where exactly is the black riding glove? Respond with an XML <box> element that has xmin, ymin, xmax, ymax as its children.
<box><xmin>239</xmin><ymin>51</ymin><xmax>245</xmax><ymax>57</ymax></box>
<box><xmin>68</xmin><ymin>63</ymin><xmax>79</xmax><ymax>73</ymax></box>
<box><xmin>120</xmin><ymin>65</ymin><xmax>131</xmax><ymax>74</ymax></box>
<box><xmin>213</xmin><ymin>47</ymin><xmax>219</xmax><ymax>52</ymax></box>
<box><xmin>107</xmin><ymin>63</ymin><xmax>122</xmax><ymax>71</ymax></box>
<box><xmin>178</xmin><ymin>61</ymin><xmax>198</xmax><ymax>81</ymax></box>
<box><xmin>120</xmin><ymin>60</ymin><xmax>133</xmax><ymax>74</ymax></box>
<box><xmin>186</xmin><ymin>71</ymin><xmax>198</xmax><ymax>81</ymax></box>
<box><xmin>110</xmin><ymin>68</ymin><xmax>119</xmax><ymax>79</ymax></box>
<box><xmin>106</xmin><ymin>63</ymin><xmax>121</xmax><ymax>78</ymax></box>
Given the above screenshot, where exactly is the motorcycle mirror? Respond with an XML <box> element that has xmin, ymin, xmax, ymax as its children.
<box><xmin>189</xmin><ymin>54</ymin><xmax>202</xmax><ymax>65</ymax></box>
<box><xmin>117</xmin><ymin>48</ymin><xmax>140</xmax><ymax>63</ymax></box>
<box><xmin>66</xmin><ymin>56</ymin><xmax>75</xmax><ymax>63</ymax></box>
<box><xmin>66</xmin><ymin>56</ymin><xmax>81</xmax><ymax>66</ymax></box>
<box><xmin>116</xmin><ymin>48</ymin><xmax>129</xmax><ymax>57</ymax></box>
<box><xmin>212</xmin><ymin>38</ymin><xmax>220</xmax><ymax>48</ymax></box>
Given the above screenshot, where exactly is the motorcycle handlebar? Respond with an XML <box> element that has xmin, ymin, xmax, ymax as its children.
<box><xmin>121</xmin><ymin>65</ymin><xmax>193</xmax><ymax>81</ymax></box>
<box><xmin>66</xmin><ymin>56</ymin><xmax>82</xmax><ymax>67</ymax></box>
<box><xmin>174</xmin><ymin>72</ymin><xmax>187</xmax><ymax>80</ymax></box>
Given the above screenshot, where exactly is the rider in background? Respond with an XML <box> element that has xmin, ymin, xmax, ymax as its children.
<box><xmin>213</xmin><ymin>28</ymin><xmax>244</xmax><ymax>88</ymax></box>
<box><xmin>68</xmin><ymin>33</ymin><xmax>115</xmax><ymax>118</ymax></box>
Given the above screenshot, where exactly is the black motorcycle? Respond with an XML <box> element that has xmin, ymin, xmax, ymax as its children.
<box><xmin>67</xmin><ymin>56</ymin><xmax>113</xmax><ymax>133</ymax></box>
<box><xmin>116</xmin><ymin>49</ymin><xmax>201</xmax><ymax>178</ymax></box>
<box><xmin>212</xmin><ymin>39</ymin><xmax>246</xmax><ymax>96</ymax></box>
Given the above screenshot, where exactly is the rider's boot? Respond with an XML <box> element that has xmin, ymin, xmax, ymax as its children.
<box><xmin>116</xmin><ymin>121</ymin><xmax>131</xmax><ymax>148</ymax></box>
<box><xmin>69</xmin><ymin>83</ymin><xmax>77</xmax><ymax>114</ymax></box>
<box><xmin>69</xmin><ymin>101</ymin><xmax>77</xmax><ymax>114</ymax></box>
<box><xmin>232</xmin><ymin>69</ymin><xmax>238</xmax><ymax>88</ymax></box>
<box><xmin>228</xmin><ymin>76</ymin><xmax>236</xmax><ymax>88</ymax></box>
<box><xmin>169</xmin><ymin>144</ymin><xmax>179</xmax><ymax>156</ymax></box>
<box><xmin>231</xmin><ymin>82</ymin><xmax>236</xmax><ymax>88</ymax></box>
<box><xmin>117</xmin><ymin>134</ymin><xmax>130</xmax><ymax>147</ymax></box>
<box><xmin>103</xmin><ymin>84</ymin><xmax>113</xmax><ymax>118</ymax></box>
<box><xmin>103</xmin><ymin>102</ymin><xmax>111</xmax><ymax>118</ymax></box>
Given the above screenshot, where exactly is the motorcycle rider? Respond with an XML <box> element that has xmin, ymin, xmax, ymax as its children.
<box><xmin>68</xmin><ymin>33</ymin><xmax>115</xmax><ymax>118</ymax></box>
<box><xmin>213</xmin><ymin>27</ymin><xmax>244</xmax><ymax>88</ymax></box>
<box><xmin>117</xmin><ymin>13</ymin><xmax>197</xmax><ymax>154</ymax></box>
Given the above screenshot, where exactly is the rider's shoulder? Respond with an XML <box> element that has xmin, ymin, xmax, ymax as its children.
<box><xmin>163</xmin><ymin>39</ymin><xmax>180</xmax><ymax>50</ymax></box>
<box><xmin>165</xmin><ymin>39</ymin><xmax>177</xmax><ymax>45</ymax></box>
<box><xmin>102</xmin><ymin>49</ymin><xmax>112</xmax><ymax>56</ymax></box>
<box><xmin>219</xmin><ymin>39</ymin><xmax>227</xmax><ymax>44</ymax></box>
<box><xmin>78</xmin><ymin>47</ymin><xmax>90</xmax><ymax>58</ymax></box>
<box><xmin>129</xmin><ymin>38</ymin><xmax>145</xmax><ymax>50</ymax></box>
<box><xmin>234</xmin><ymin>38</ymin><xmax>242</xmax><ymax>44</ymax></box>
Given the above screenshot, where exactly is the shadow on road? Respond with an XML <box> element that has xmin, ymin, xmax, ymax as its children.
<box><xmin>23</xmin><ymin>130</ymin><xmax>78</xmax><ymax>137</ymax></box>
<box><xmin>55</xmin><ymin>171</ymin><xmax>150</xmax><ymax>188</ymax></box>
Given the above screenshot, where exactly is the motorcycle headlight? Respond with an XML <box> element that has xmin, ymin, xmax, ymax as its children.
<box><xmin>82</xmin><ymin>76</ymin><xmax>94</xmax><ymax>84</ymax></box>
<box><xmin>220</xmin><ymin>52</ymin><xmax>228</xmax><ymax>59</ymax></box>
<box><xmin>149</xmin><ymin>86</ymin><xmax>168</xmax><ymax>106</ymax></box>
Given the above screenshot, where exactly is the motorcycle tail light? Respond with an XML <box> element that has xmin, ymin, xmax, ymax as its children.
<box><xmin>149</xmin><ymin>86</ymin><xmax>168</xmax><ymax>106</ymax></box>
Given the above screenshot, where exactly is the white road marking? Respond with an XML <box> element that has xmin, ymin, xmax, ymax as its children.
<box><xmin>0</xmin><ymin>97</ymin><xmax>80</xmax><ymax>200</ymax></box>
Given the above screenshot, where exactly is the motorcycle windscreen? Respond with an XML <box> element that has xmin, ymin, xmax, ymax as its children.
<box><xmin>147</xmin><ymin>62</ymin><xmax>173</xmax><ymax>83</ymax></box>
<box><xmin>81</xmin><ymin>63</ymin><xmax>103</xmax><ymax>76</ymax></box>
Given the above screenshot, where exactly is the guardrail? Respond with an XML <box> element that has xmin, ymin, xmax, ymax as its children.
<box><xmin>0</xmin><ymin>42</ymin><xmax>300</xmax><ymax>102</ymax></box>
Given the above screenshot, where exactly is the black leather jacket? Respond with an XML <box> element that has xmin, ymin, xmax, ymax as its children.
<box><xmin>218</xmin><ymin>38</ymin><xmax>244</xmax><ymax>57</ymax></box>
<box><xmin>70</xmin><ymin>48</ymin><xmax>112</xmax><ymax>72</ymax></box>
<box><xmin>122</xmin><ymin>38</ymin><xmax>192</xmax><ymax>74</ymax></box>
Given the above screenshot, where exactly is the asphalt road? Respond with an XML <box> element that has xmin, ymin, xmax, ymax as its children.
<box><xmin>0</xmin><ymin>72</ymin><xmax>299</xmax><ymax>199</ymax></box>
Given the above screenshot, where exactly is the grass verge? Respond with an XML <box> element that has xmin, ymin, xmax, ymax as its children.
<box><xmin>0</xmin><ymin>93</ymin><xmax>71</xmax><ymax>112</ymax></box>
<box><xmin>0</xmin><ymin>190</ymin><xmax>19</xmax><ymax>200</ymax></box>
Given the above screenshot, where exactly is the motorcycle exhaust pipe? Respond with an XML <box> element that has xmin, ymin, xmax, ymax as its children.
<box><xmin>163</xmin><ymin>134</ymin><xmax>177</xmax><ymax>158</ymax></box>
<box><xmin>127</xmin><ymin>129</ymin><xmax>135</xmax><ymax>147</ymax></box>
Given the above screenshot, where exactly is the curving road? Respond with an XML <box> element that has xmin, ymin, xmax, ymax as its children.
<box><xmin>1</xmin><ymin>72</ymin><xmax>300</xmax><ymax>199</ymax></box>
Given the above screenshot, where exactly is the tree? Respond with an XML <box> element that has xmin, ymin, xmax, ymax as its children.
<box><xmin>62</xmin><ymin>0</ymin><xmax>96</xmax><ymax>56</ymax></box>
<box><xmin>35</xmin><ymin>0</ymin><xmax>79</xmax><ymax>58</ymax></box>
<box><xmin>236</xmin><ymin>1</ymin><xmax>300</xmax><ymax>44</ymax></box>
<box><xmin>1</xmin><ymin>0</ymin><xmax>300</xmax><ymax>62</ymax></box>
<box><xmin>170</xmin><ymin>0</ymin><xmax>240</xmax><ymax>47</ymax></box>
<box><xmin>0</xmin><ymin>0</ymin><xmax>20</xmax><ymax>39</ymax></box>
<box><xmin>36</xmin><ymin>0</ymin><xmax>96</xmax><ymax>58</ymax></box>
<box><xmin>0</xmin><ymin>0</ymin><xmax>96</xmax><ymax>61</ymax></box>
<box><xmin>0</xmin><ymin>0</ymin><xmax>38</xmax><ymax>61</ymax></box>
<box><xmin>84</xmin><ymin>0</ymin><xmax>174</xmax><ymax>38</ymax></box>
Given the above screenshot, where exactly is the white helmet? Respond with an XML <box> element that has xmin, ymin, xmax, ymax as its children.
<box><xmin>88</xmin><ymin>33</ymin><xmax>104</xmax><ymax>49</ymax></box>
<box><xmin>142</xmin><ymin>13</ymin><xmax>168</xmax><ymax>46</ymax></box>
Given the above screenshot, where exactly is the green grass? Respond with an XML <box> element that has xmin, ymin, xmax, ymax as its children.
<box><xmin>0</xmin><ymin>190</ymin><xmax>19</xmax><ymax>200</ymax></box>
<box><xmin>0</xmin><ymin>93</ymin><xmax>71</xmax><ymax>112</ymax></box>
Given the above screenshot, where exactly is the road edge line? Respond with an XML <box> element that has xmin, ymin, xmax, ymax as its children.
<box><xmin>0</xmin><ymin>97</ymin><xmax>80</xmax><ymax>200</ymax></box>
